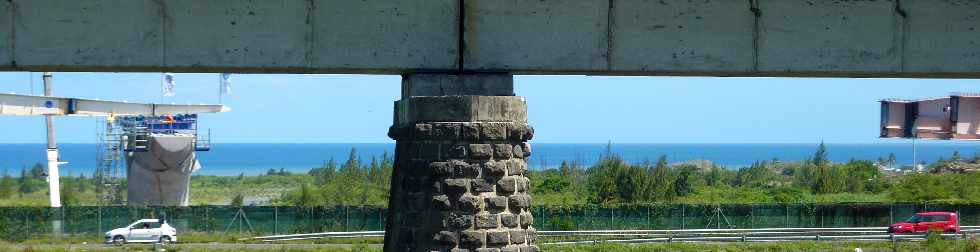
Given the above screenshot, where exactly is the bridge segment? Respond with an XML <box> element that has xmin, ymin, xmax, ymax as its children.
<box><xmin>0</xmin><ymin>0</ymin><xmax>978</xmax><ymax>77</ymax></box>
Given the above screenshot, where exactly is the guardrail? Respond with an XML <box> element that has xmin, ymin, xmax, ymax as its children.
<box><xmin>542</xmin><ymin>226</ymin><xmax>980</xmax><ymax>245</ymax></box>
<box><xmin>252</xmin><ymin>231</ymin><xmax>385</xmax><ymax>242</ymax></box>
<box><xmin>250</xmin><ymin>226</ymin><xmax>980</xmax><ymax>243</ymax></box>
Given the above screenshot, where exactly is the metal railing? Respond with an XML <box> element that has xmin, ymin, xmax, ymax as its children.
<box><xmin>253</xmin><ymin>231</ymin><xmax>385</xmax><ymax>242</ymax></box>
<box><xmin>543</xmin><ymin>227</ymin><xmax>980</xmax><ymax>245</ymax></box>
<box><xmin>248</xmin><ymin>226</ymin><xmax>980</xmax><ymax>244</ymax></box>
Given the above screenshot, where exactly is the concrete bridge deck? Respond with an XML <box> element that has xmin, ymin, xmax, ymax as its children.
<box><xmin>0</xmin><ymin>0</ymin><xmax>977</xmax><ymax>77</ymax></box>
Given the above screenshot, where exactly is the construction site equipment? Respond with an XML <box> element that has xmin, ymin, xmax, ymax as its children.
<box><xmin>0</xmin><ymin>74</ymin><xmax>230</xmax><ymax>207</ymax></box>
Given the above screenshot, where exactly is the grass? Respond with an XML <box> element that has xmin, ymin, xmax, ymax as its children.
<box><xmin>2</xmin><ymin>234</ymin><xmax>977</xmax><ymax>252</ymax></box>
<box><xmin>0</xmin><ymin>173</ymin><xmax>917</xmax><ymax>207</ymax></box>
<box><xmin>0</xmin><ymin>232</ymin><xmax>384</xmax><ymax>245</ymax></box>
<box><xmin>190</xmin><ymin>175</ymin><xmax>311</xmax><ymax>205</ymax></box>
<box><xmin>0</xmin><ymin>244</ymin><xmax>382</xmax><ymax>252</ymax></box>
<box><xmin>538</xmin><ymin>240</ymin><xmax>974</xmax><ymax>252</ymax></box>
<box><xmin>0</xmin><ymin>174</ymin><xmax>311</xmax><ymax>207</ymax></box>
<box><xmin>539</xmin><ymin>236</ymin><xmax>980</xmax><ymax>252</ymax></box>
<box><xmin>0</xmin><ymin>240</ymin><xmax>975</xmax><ymax>252</ymax></box>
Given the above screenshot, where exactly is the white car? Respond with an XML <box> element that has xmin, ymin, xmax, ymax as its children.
<box><xmin>105</xmin><ymin>219</ymin><xmax>177</xmax><ymax>245</ymax></box>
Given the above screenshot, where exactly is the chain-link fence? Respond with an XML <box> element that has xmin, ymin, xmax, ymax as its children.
<box><xmin>0</xmin><ymin>203</ymin><xmax>977</xmax><ymax>240</ymax></box>
<box><xmin>532</xmin><ymin>203</ymin><xmax>980</xmax><ymax>231</ymax></box>
<box><xmin>0</xmin><ymin>206</ymin><xmax>387</xmax><ymax>241</ymax></box>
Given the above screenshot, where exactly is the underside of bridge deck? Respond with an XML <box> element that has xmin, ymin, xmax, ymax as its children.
<box><xmin>1</xmin><ymin>0</ymin><xmax>978</xmax><ymax>78</ymax></box>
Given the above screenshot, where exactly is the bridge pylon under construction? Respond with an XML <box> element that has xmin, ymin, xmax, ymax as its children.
<box><xmin>0</xmin><ymin>83</ymin><xmax>229</xmax><ymax>207</ymax></box>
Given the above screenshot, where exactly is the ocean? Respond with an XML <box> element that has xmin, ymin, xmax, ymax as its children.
<box><xmin>0</xmin><ymin>142</ymin><xmax>978</xmax><ymax>176</ymax></box>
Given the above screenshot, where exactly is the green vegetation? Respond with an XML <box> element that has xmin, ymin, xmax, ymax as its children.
<box><xmin>0</xmin><ymin>165</ymin><xmax>315</xmax><ymax>206</ymax></box>
<box><xmin>1</xmin><ymin>144</ymin><xmax>979</xmax><ymax>207</ymax></box>
<box><xmin>891</xmin><ymin>173</ymin><xmax>980</xmax><ymax>203</ymax></box>
<box><xmin>191</xmin><ymin>173</ymin><xmax>311</xmax><ymax>205</ymax></box>
<box><xmin>0</xmin><ymin>163</ymin><xmax>102</xmax><ymax>206</ymax></box>
<box><xmin>278</xmin><ymin>149</ymin><xmax>393</xmax><ymax>207</ymax></box>
<box><xmin>532</xmin><ymin>142</ymin><xmax>980</xmax><ymax>205</ymax></box>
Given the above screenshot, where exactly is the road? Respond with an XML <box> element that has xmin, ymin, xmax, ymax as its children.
<box><xmin>4</xmin><ymin>243</ymin><xmax>382</xmax><ymax>251</ymax></box>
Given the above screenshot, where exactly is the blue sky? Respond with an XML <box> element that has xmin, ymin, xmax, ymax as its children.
<box><xmin>0</xmin><ymin>72</ymin><xmax>976</xmax><ymax>143</ymax></box>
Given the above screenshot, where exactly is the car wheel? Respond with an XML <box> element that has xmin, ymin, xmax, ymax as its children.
<box><xmin>159</xmin><ymin>236</ymin><xmax>171</xmax><ymax>245</ymax></box>
<box><xmin>112</xmin><ymin>236</ymin><xmax>126</xmax><ymax>246</ymax></box>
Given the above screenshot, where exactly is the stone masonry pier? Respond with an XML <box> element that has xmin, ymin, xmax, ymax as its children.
<box><xmin>385</xmin><ymin>74</ymin><xmax>538</xmax><ymax>251</ymax></box>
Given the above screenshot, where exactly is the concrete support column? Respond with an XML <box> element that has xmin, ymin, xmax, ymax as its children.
<box><xmin>385</xmin><ymin>74</ymin><xmax>538</xmax><ymax>252</ymax></box>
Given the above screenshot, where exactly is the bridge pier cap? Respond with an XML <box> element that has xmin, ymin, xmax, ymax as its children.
<box><xmin>386</xmin><ymin>73</ymin><xmax>538</xmax><ymax>251</ymax></box>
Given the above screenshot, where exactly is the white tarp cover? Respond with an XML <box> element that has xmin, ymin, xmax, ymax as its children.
<box><xmin>126</xmin><ymin>135</ymin><xmax>200</xmax><ymax>206</ymax></box>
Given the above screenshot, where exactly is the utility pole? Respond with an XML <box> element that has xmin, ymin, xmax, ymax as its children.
<box><xmin>912</xmin><ymin>137</ymin><xmax>918</xmax><ymax>172</ymax></box>
<box><xmin>43</xmin><ymin>72</ymin><xmax>63</xmax><ymax>208</ymax></box>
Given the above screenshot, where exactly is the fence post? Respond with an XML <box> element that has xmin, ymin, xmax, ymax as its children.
<box><xmin>346</xmin><ymin>206</ymin><xmax>350</xmax><ymax>232</ymax></box>
<box><xmin>820</xmin><ymin>205</ymin><xmax>824</xmax><ymax>228</ymax></box>
<box><xmin>889</xmin><ymin>205</ymin><xmax>894</xmax><ymax>224</ymax></box>
<box><xmin>274</xmin><ymin>206</ymin><xmax>279</xmax><ymax>235</ymax></box>
<box><xmin>785</xmin><ymin>204</ymin><xmax>790</xmax><ymax>228</ymax></box>
<box><xmin>205</xmin><ymin>207</ymin><xmax>209</xmax><ymax>233</ymax></box>
<box><xmin>590</xmin><ymin>206</ymin><xmax>595</xmax><ymax>228</ymax></box>
<box><xmin>610</xmin><ymin>208</ymin><xmax>615</xmax><ymax>229</ymax></box>
<box><xmin>681</xmin><ymin>205</ymin><xmax>686</xmax><ymax>230</ymax></box>
<box><xmin>646</xmin><ymin>206</ymin><xmax>650</xmax><ymax>229</ymax></box>
<box><xmin>98</xmin><ymin>205</ymin><xmax>102</xmax><ymax>234</ymax></box>
<box><xmin>750</xmin><ymin>205</ymin><xmax>755</xmax><ymax>229</ymax></box>
<box><xmin>25</xmin><ymin>210</ymin><xmax>30</xmax><ymax>239</ymax></box>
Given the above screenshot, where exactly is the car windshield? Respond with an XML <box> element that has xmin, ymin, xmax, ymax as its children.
<box><xmin>905</xmin><ymin>215</ymin><xmax>924</xmax><ymax>223</ymax></box>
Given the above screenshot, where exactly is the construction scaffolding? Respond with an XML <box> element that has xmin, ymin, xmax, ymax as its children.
<box><xmin>94</xmin><ymin>117</ymin><xmax>124</xmax><ymax>205</ymax></box>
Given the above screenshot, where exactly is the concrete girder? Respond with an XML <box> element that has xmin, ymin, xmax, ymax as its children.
<box><xmin>1</xmin><ymin>0</ymin><xmax>458</xmax><ymax>73</ymax></box>
<box><xmin>10</xmin><ymin>0</ymin><xmax>164</xmax><ymax>70</ymax></box>
<box><xmin>0</xmin><ymin>0</ymin><xmax>978</xmax><ymax>77</ymax></box>
<box><xmin>164</xmin><ymin>0</ymin><xmax>310</xmax><ymax>70</ymax></box>
<box><xmin>0</xmin><ymin>2</ymin><xmax>11</xmax><ymax>68</ymax></box>
<box><xmin>463</xmin><ymin>0</ymin><xmax>610</xmax><ymax>72</ymax></box>
<box><xmin>610</xmin><ymin>0</ymin><xmax>755</xmax><ymax>73</ymax></box>
<box><xmin>903</xmin><ymin>0</ymin><xmax>980</xmax><ymax>73</ymax></box>
<box><xmin>757</xmin><ymin>0</ymin><xmax>900</xmax><ymax>73</ymax></box>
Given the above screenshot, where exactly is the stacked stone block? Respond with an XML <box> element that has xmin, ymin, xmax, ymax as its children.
<box><xmin>385</xmin><ymin>96</ymin><xmax>537</xmax><ymax>252</ymax></box>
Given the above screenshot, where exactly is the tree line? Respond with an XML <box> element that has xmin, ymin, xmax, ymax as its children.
<box><xmin>279</xmin><ymin>148</ymin><xmax>393</xmax><ymax>206</ymax></box>
<box><xmin>0</xmin><ymin>163</ymin><xmax>102</xmax><ymax>205</ymax></box>
<box><xmin>3</xmin><ymin>144</ymin><xmax>978</xmax><ymax>206</ymax></box>
<box><xmin>532</xmin><ymin>143</ymin><xmax>979</xmax><ymax>205</ymax></box>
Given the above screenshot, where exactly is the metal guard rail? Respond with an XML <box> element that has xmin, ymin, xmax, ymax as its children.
<box><xmin>251</xmin><ymin>226</ymin><xmax>980</xmax><ymax>243</ymax></box>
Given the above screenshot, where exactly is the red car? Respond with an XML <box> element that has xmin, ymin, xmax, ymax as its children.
<box><xmin>888</xmin><ymin>212</ymin><xmax>960</xmax><ymax>233</ymax></box>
